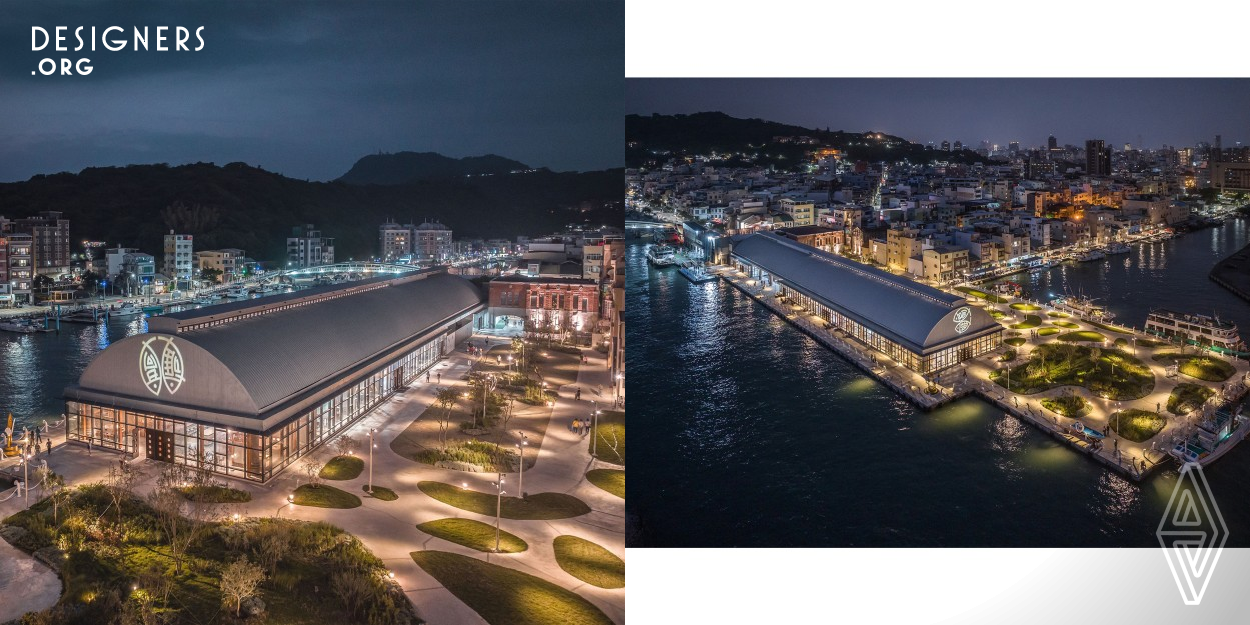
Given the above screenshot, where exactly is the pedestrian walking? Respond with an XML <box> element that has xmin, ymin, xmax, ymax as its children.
<box><xmin>572</xmin><ymin>418</ymin><xmax>580</xmax><ymax>433</ymax></box>
<box><xmin>87</xmin><ymin>439</ymin><xmax>92</xmax><ymax>455</ymax></box>
<box><xmin>575</xmin><ymin>387</ymin><xmax>582</xmax><ymax>400</ymax></box>
<box><xmin>46</xmin><ymin>439</ymin><xmax>51</xmax><ymax>456</ymax></box>
<box><xmin>596</xmin><ymin>384</ymin><xmax>603</xmax><ymax>396</ymax></box>
<box><xmin>437</xmin><ymin>372</ymin><xmax>442</xmax><ymax>384</ymax></box>
<box><xmin>426</xmin><ymin>371</ymin><xmax>431</xmax><ymax>383</ymax></box>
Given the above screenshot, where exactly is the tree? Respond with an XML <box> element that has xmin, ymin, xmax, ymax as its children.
<box><xmin>302</xmin><ymin>457</ymin><xmax>325</xmax><ymax>488</ymax></box>
<box><xmin>219</xmin><ymin>557</ymin><xmax>265</xmax><ymax>617</ymax></box>
<box><xmin>44</xmin><ymin>472</ymin><xmax>69</xmax><ymax>525</ymax></box>
<box><xmin>332</xmin><ymin>434</ymin><xmax>360</xmax><ymax>458</ymax></box>
<box><xmin>104</xmin><ymin>462</ymin><xmax>137</xmax><ymax>525</ymax></box>
<box><xmin>434</xmin><ymin>387</ymin><xmax>460</xmax><ymax>451</ymax></box>
<box><xmin>200</xmin><ymin>267</ymin><xmax>223</xmax><ymax>284</ymax></box>
<box><xmin>147</xmin><ymin>461</ymin><xmax>216</xmax><ymax>575</ymax></box>
<box><xmin>254</xmin><ymin>523</ymin><xmax>292</xmax><ymax>576</ymax></box>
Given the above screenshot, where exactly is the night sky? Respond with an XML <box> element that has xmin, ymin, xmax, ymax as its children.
<box><xmin>0</xmin><ymin>0</ymin><xmax>623</xmax><ymax>183</ymax></box>
<box><xmin>627</xmin><ymin>78</ymin><xmax>1250</xmax><ymax>151</ymax></box>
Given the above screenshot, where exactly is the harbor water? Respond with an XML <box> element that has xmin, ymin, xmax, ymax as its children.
<box><xmin>626</xmin><ymin>220</ymin><xmax>1250</xmax><ymax>547</ymax></box>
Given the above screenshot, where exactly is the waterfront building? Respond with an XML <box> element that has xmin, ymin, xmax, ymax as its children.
<box><xmin>163</xmin><ymin>231</ymin><xmax>194</xmax><ymax>287</ymax></box>
<box><xmin>775</xmin><ymin>225</ymin><xmax>843</xmax><ymax>254</ymax></box>
<box><xmin>378</xmin><ymin>219</ymin><xmax>412</xmax><ymax>262</ymax></box>
<box><xmin>287</xmin><ymin>224</ymin><xmax>335</xmax><ymax>268</ymax></box>
<box><xmin>413</xmin><ymin>220</ymin><xmax>453</xmax><ymax>262</ymax></box>
<box><xmin>730</xmin><ymin>232</ymin><xmax>1001</xmax><ymax>374</ymax></box>
<box><xmin>8</xmin><ymin>211</ymin><xmax>71</xmax><ymax>277</ymax></box>
<box><xmin>63</xmin><ymin>271</ymin><xmax>486</xmax><ymax>482</ymax></box>
<box><xmin>195</xmin><ymin>249</ymin><xmax>244</xmax><ymax>283</ymax></box>
<box><xmin>120</xmin><ymin>253</ymin><xmax>157</xmax><ymax>296</ymax></box>
<box><xmin>485</xmin><ymin>274</ymin><xmax>599</xmax><ymax>337</ymax></box>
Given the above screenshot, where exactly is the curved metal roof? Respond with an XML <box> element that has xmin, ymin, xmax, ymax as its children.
<box><xmin>69</xmin><ymin>272</ymin><xmax>484</xmax><ymax>420</ymax></box>
<box><xmin>731</xmin><ymin>232</ymin><xmax>999</xmax><ymax>353</ymax></box>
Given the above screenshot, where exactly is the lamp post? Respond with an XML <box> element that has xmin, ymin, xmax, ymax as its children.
<box><xmin>464</xmin><ymin>476</ymin><xmax>507</xmax><ymax>552</ymax></box>
<box><xmin>515</xmin><ymin>432</ymin><xmax>529</xmax><ymax>498</ymax></box>
<box><xmin>22</xmin><ymin>449</ymin><xmax>31</xmax><ymax>508</ymax></box>
<box><xmin>592</xmin><ymin>407</ymin><xmax>602</xmax><ymax>457</ymax></box>
<box><xmin>367</xmin><ymin>427</ymin><xmax>376</xmax><ymax>494</ymax></box>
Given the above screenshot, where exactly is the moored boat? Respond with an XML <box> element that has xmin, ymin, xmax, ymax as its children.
<box><xmin>1145</xmin><ymin>309</ymin><xmax>1248</xmax><ymax>357</ymax></box>
<box><xmin>646</xmin><ymin>244</ymin><xmax>678</xmax><ymax>267</ymax></box>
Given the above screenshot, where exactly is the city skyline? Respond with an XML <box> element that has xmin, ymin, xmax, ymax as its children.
<box><xmin>0</xmin><ymin>1</ymin><xmax>624</xmax><ymax>183</ymax></box>
<box><xmin>626</xmin><ymin>78</ymin><xmax>1250</xmax><ymax>151</ymax></box>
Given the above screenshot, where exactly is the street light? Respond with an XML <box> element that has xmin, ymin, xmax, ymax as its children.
<box><xmin>591</xmin><ymin>408</ymin><xmax>602</xmax><ymax>457</ymax></box>
<box><xmin>463</xmin><ymin>476</ymin><xmax>507</xmax><ymax>552</ymax></box>
<box><xmin>367</xmin><ymin>427</ymin><xmax>376</xmax><ymax>494</ymax></box>
<box><xmin>515</xmin><ymin>432</ymin><xmax>529</xmax><ymax>498</ymax></box>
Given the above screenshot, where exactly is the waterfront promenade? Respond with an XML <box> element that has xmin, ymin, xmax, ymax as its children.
<box><xmin>0</xmin><ymin>337</ymin><xmax>624</xmax><ymax>624</ymax></box>
<box><xmin>715</xmin><ymin>263</ymin><xmax>1250</xmax><ymax>481</ymax></box>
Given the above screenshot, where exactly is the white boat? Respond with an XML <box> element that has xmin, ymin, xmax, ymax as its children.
<box><xmin>225</xmin><ymin>286</ymin><xmax>250</xmax><ymax>299</ymax></box>
<box><xmin>1105</xmin><ymin>243</ymin><xmax>1131</xmax><ymax>255</ymax></box>
<box><xmin>1170</xmin><ymin>408</ymin><xmax>1249</xmax><ymax>467</ymax></box>
<box><xmin>646</xmin><ymin>244</ymin><xmax>678</xmax><ymax>267</ymax></box>
<box><xmin>0</xmin><ymin>319</ymin><xmax>40</xmax><ymax>333</ymax></box>
<box><xmin>1076</xmin><ymin>249</ymin><xmax>1106</xmax><ymax>262</ymax></box>
<box><xmin>109</xmin><ymin>302</ymin><xmax>143</xmax><ymax>318</ymax></box>
<box><xmin>1145</xmin><ymin>309</ymin><xmax>1248</xmax><ymax>357</ymax></box>
<box><xmin>1051</xmin><ymin>294</ymin><xmax>1115</xmax><ymax>321</ymax></box>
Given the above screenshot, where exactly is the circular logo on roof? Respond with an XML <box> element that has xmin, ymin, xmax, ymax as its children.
<box><xmin>140</xmin><ymin>336</ymin><xmax>186</xmax><ymax>396</ymax></box>
<box><xmin>953</xmin><ymin>307</ymin><xmax>972</xmax><ymax>334</ymax></box>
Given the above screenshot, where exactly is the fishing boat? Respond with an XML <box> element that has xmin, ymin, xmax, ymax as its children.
<box><xmin>1076</xmin><ymin>248</ymin><xmax>1107</xmax><ymax>262</ymax></box>
<box><xmin>994</xmin><ymin>281</ymin><xmax>1022</xmax><ymax>297</ymax></box>
<box><xmin>1051</xmin><ymin>293</ymin><xmax>1115</xmax><ymax>321</ymax></box>
<box><xmin>109</xmin><ymin>302</ymin><xmax>143</xmax><ymax>318</ymax></box>
<box><xmin>1169</xmin><ymin>407</ymin><xmax>1249</xmax><ymax>466</ymax></box>
<box><xmin>225</xmin><ymin>285</ymin><xmax>251</xmax><ymax>299</ymax></box>
<box><xmin>646</xmin><ymin>244</ymin><xmax>678</xmax><ymax>267</ymax></box>
<box><xmin>1145</xmin><ymin>309</ymin><xmax>1249</xmax><ymax>357</ymax></box>
<box><xmin>0</xmin><ymin>319</ymin><xmax>40</xmax><ymax>333</ymax></box>
<box><xmin>1105</xmin><ymin>242</ymin><xmax>1131</xmax><ymax>255</ymax></box>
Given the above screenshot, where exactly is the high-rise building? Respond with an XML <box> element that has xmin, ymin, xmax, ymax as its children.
<box><xmin>163</xmin><ymin>231</ymin><xmax>194</xmax><ymax>286</ymax></box>
<box><xmin>940</xmin><ymin>140</ymin><xmax>950</xmax><ymax>152</ymax></box>
<box><xmin>413</xmin><ymin>220</ymin><xmax>453</xmax><ymax>262</ymax></box>
<box><xmin>953</xmin><ymin>140</ymin><xmax>963</xmax><ymax>151</ymax></box>
<box><xmin>286</xmin><ymin>224</ymin><xmax>335</xmax><ymax>268</ymax></box>
<box><xmin>1085</xmin><ymin>139</ymin><xmax>1111</xmax><ymax>176</ymax></box>
<box><xmin>1048</xmin><ymin>135</ymin><xmax>1058</xmax><ymax>150</ymax></box>
<box><xmin>1008</xmin><ymin>141</ymin><xmax>1020</xmax><ymax>154</ymax></box>
<box><xmin>4</xmin><ymin>233</ymin><xmax>34</xmax><ymax>303</ymax></box>
<box><xmin>379</xmin><ymin>219</ymin><xmax>412</xmax><ymax>262</ymax></box>
<box><xmin>10</xmin><ymin>211</ymin><xmax>70</xmax><ymax>276</ymax></box>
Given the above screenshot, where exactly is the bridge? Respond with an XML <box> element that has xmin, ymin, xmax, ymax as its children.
<box><xmin>626</xmin><ymin>219</ymin><xmax>677</xmax><ymax>230</ymax></box>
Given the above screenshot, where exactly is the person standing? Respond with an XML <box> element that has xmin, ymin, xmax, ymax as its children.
<box><xmin>46</xmin><ymin>439</ymin><xmax>51</xmax><ymax>456</ymax></box>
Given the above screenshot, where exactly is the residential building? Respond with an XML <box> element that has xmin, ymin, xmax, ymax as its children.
<box><xmin>196</xmin><ymin>249</ymin><xmax>244</xmax><ymax>283</ymax></box>
<box><xmin>378</xmin><ymin>219</ymin><xmax>412</xmax><ymax>262</ymax></box>
<box><xmin>413</xmin><ymin>220</ymin><xmax>453</xmax><ymax>262</ymax></box>
<box><xmin>163</xmin><ymin>231</ymin><xmax>194</xmax><ymax>286</ymax></box>
<box><xmin>1085</xmin><ymin>139</ymin><xmax>1111</xmax><ymax>176</ymax></box>
<box><xmin>287</xmin><ymin>224</ymin><xmax>335</xmax><ymax>268</ymax></box>
<box><xmin>9</xmin><ymin>211</ymin><xmax>71</xmax><ymax>277</ymax></box>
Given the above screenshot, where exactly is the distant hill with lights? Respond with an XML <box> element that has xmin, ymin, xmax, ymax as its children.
<box><xmin>0</xmin><ymin>160</ymin><xmax>623</xmax><ymax>262</ymax></box>
<box><xmin>337</xmin><ymin>151</ymin><xmax>533</xmax><ymax>185</ymax></box>
<box><xmin>626</xmin><ymin>111</ymin><xmax>988</xmax><ymax>169</ymax></box>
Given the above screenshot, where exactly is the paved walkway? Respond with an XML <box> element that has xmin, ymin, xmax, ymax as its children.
<box><xmin>0</xmin><ymin>336</ymin><xmax>625</xmax><ymax>625</ymax></box>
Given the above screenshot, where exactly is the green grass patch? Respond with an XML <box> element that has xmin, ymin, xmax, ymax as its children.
<box><xmin>1153</xmin><ymin>353</ymin><xmax>1237</xmax><ymax>382</ymax></box>
<box><xmin>417</xmin><ymin>518</ymin><xmax>528</xmax><ymax>553</ymax></box>
<box><xmin>1038</xmin><ymin>327</ymin><xmax>1060</xmax><ymax>336</ymax></box>
<box><xmin>591</xmin><ymin>410</ymin><xmax>625</xmax><ymax>466</ymax></box>
<box><xmin>1087</xmin><ymin>320</ymin><xmax>1134</xmax><ymax>335</ymax></box>
<box><xmin>361</xmin><ymin>485</ymin><xmax>398</xmax><ymax>501</ymax></box>
<box><xmin>414</xmin><ymin>440</ymin><xmax>517</xmax><ymax>473</ymax></box>
<box><xmin>1010</xmin><ymin>302</ymin><xmax>1042</xmax><ymax>311</ymax></box>
<box><xmin>320</xmin><ymin>455</ymin><xmax>364</xmax><ymax>480</ymax></box>
<box><xmin>988</xmin><ymin>309</ymin><xmax>1007</xmax><ymax>319</ymax></box>
<box><xmin>956</xmin><ymin>286</ymin><xmax>1008</xmax><ymax>303</ymax></box>
<box><xmin>177</xmin><ymin>484</ymin><xmax>251</xmax><ymax>503</ymax></box>
<box><xmin>553</xmin><ymin>536</ymin><xmax>625</xmax><ymax>589</ymax></box>
<box><xmin>1010</xmin><ymin>315</ymin><xmax>1042</xmax><ymax>330</ymax></box>
<box><xmin>1168</xmin><ymin>383</ymin><xmax>1216</xmax><ymax>415</ymax></box>
<box><xmin>1047</xmin><ymin>311</ymin><xmax>1070</xmax><ymax>318</ymax></box>
<box><xmin>991</xmin><ymin>343</ymin><xmax>1154</xmax><ymax>400</ymax></box>
<box><xmin>418</xmin><ymin>481</ymin><xmax>590</xmax><ymax>520</ymax></box>
<box><xmin>1042</xmin><ymin>394</ymin><xmax>1092</xmax><ymax>418</ymax></box>
<box><xmin>585</xmin><ymin>469</ymin><xmax>625</xmax><ymax>499</ymax></box>
<box><xmin>1052</xmin><ymin>320</ymin><xmax>1080</xmax><ymax>329</ymax></box>
<box><xmin>1109</xmin><ymin>409</ymin><xmax>1167</xmax><ymax>442</ymax></box>
<box><xmin>411</xmin><ymin>550</ymin><xmax>613</xmax><ymax>625</ymax></box>
<box><xmin>293</xmin><ymin>483</ymin><xmax>362</xmax><ymax>508</ymax></box>
<box><xmin>1135</xmin><ymin>338</ymin><xmax>1169</xmax><ymax>348</ymax></box>
<box><xmin>1057</xmin><ymin>331</ymin><xmax>1108</xmax><ymax>343</ymax></box>
<box><xmin>1004</xmin><ymin>337</ymin><xmax>1027</xmax><ymax>347</ymax></box>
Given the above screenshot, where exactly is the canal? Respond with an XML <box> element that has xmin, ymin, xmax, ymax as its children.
<box><xmin>626</xmin><ymin>220</ymin><xmax>1250</xmax><ymax>547</ymax></box>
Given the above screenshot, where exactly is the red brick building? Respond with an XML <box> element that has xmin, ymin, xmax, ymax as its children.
<box><xmin>486</xmin><ymin>275</ymin><xmax>600</xmax><ymax>336</ymax></box>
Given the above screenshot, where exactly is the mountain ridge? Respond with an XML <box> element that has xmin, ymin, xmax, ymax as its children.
<box><xmin>337</xmin><ymin>151</ymin><xmax>532</xmax><ymax>185</ymax></box>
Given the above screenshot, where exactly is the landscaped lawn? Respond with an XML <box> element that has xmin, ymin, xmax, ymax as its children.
<box><xmin>418</xmin><ymin>481</ymin><xmax>591</xmax><ymax>519</ymax></box>
<box><xmin>361</xmin><ymin>485</ymin><xmax>399</xmax><ymax>501</ymax></box>
<box><xmin>1010</xmin><ymin>315</ymin><xmax>1042</xmax><ymax>330</ymax></box>
<box><xmin>321</xmin><ymin>455</ymin><xmax>365</xmax><ymax>480</ymax></box>
<box><xmin>553</xmin><ymin>535</ymin><xmax>625</xmax><ymax>589</ymax></box>
<box><xmin>417</xmin><ymin>518</ymin><xmax>528</xmax><ymax>553</ymax></box>
<box><xmin>1010</xmin><ymin>302</ymin><xmax>1042</xmax><ymax>311</ymax></box>
<box><xmin>1153</xmin><ymin>353</ymin><xmax>1237</xmax><ymax>382</ymax></box>
<box><xmin>1167</xmin><ymin>383</ymin><xmax>1216</xmax><ymax>415</ymax></box>
<box><xmin>1135</xmin><ymin>338</ymin><xmax>1170</xmax><ymax>348</ymax></box>
<box><xmin>1004</xmin><ymin>337</ymin><xmax>1027</xmax><ymax>347</ymax></box>
<box><xmin>585</xmin><ymin>469</ymin><xmax>625</xmax><ymax>499</ymax></box>
<box><xmin>411</xmin><ymin>551</ymin><xmax>613</xmax><ymax>625</ymax></box>
<box><xmin>1042</xmin><ymin>394</ymin><xmax>1091</xmax><ymax>418</ymax></box>
<box><xmin>1057</xmin><ymin>331</ymin><xmax>1108</xmax><ymax>343</ymax></box>
<box><xmin>591</xmin><ymin>410</ymin><xmax>625</xmax><ymax>466</ymax></box>
<box><xmin>177</xmin><ymin>484</ymin><xmax>251</xmax><ymax>503</ymax></box>
<box><xmin>1109</xmin><ymin>409</ymin><xmax>1167</xmax><ymax>442</ymax></box>
<box><xmin>4</xmin><ymin>485</ymin><xmax>408</xmax><ymax>625</ymax></box>
<box><xmin>293</xmin><ymin>483</ymin><xmax>362</xmax><ymax>508</ymax></box>
<box><xmin>988</xmin><ymin>309</ymin><xmax>1007</xmax><ymax>319</ymax></box>
<box><xmin>956</xmin><ymin>286</ymin><xmax>1008</xmax><ymax>303</ymax></box>
<box><xmin>1047</xmin><ymin>311</ymin><xmax>1070</xmax><ymax>318</ymax></box>
<box><xmin>1051</xmin><ymin>320</ymin><xmax>1080</xmax><ymax>329</ymax></box>
<box><xmin>991</xmin><ymin>343</ymin><xmax>1154</xmax><ymax>400</ymax></box>
<box><xmin>1037</xmin><ymin>327</ymin><xmax>1060</xmax><ymax>336</ymax></box>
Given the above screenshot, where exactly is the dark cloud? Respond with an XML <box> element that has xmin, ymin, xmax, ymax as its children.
<box><xmin>0</xmin><ymin>0</ymin><xmax>623</xmax><ymax>182</ymax></box>
<box><xmin>626</xmin><ymin>78</ymin><xmax>1250</xmax><ymax>150</ymax></box>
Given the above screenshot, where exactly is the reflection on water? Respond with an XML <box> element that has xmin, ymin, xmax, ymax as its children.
<box><xmin>628</xmin><ymin>223</ymin><xmax>1250</xmax><ymax>547</ymax></box>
